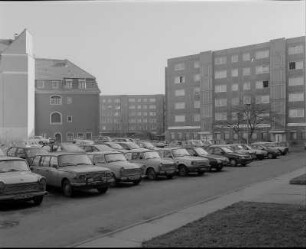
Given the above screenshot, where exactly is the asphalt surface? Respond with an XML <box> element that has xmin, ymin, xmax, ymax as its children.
<box><xmin>0</xmin><ymin>151</ymin><xmax>305</xmax><ymax>247</ymax></box>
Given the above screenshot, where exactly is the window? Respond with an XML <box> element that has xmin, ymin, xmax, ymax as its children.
<box><xmin>242</xmin><ymin>52</ymin><xmax>250</xmax><ymax>61</ymax></box>
<box><xmin>129</xmin><ymin>98</ymin><xmax>135</xmax><ymax>102</ymax></box>
<box><xmin>243</xmin><ymin>67</ymin><xmax>250</xmax><ymax>76</ymax></box>
<box><xmin>51</xmin><ymin>81</ymin><xmax>59</xmax><ymax>89</ymax></box>
<box><xmin>256</xmin><ymin>95</ymin><xmax>270</xmax><ymax>104</ymax></box>
<box><xmin>231</xmin><ymin>54</ymin><xmax>238</xmax><ymax>63</ymax></box>
<box><xmin>215</xmin><ymin>113</ymin><xmax>227</xmax><ymax>121</ymax></box>
<box><xmin>215</xmin><ymin>70</ymin><xmax>227</xmax><ymax>79</ymax></box>
<box><xmin>64</xmin><ymin>79</ymin><xmax>73</xmax><ymax>89</ymax></box>
<box><xmin>214</xmin><ymin>56</ymin><xmax>227</xmax><ymax>65</ymax></box>
<box><xmin>289</xmin><ymin>109</ymin><xmax>304</xmax><ymax>118</ymax></box>
<box><xmin>137</xmin><ymin>105</ymin><xmax>142</xmax><ymax>109</ymax></box>
<box><xmin>149</xmin><ymin>98</ymin><xmax>156</xmax><ymax>102</ymax></box>
<box><xmin>86</xmin><ymin>132</ymin><xmax>92</xmax><ymax>140</ymax></box>
<box><xmin>175</xmin><ymin>102</ymin><xmax>185</xmax><ymax>109</ymax></box>
<box><xmin>194</xmin><ymin>114</ymin><xmax>200</xmax><ymax>122</ymax></box>
<box><xmin>231</xmin><ymin>97</ymin><xmax>239</xmax><ymax>106</ymax></box>
<box><xmin>175</xmin><ymin>89</ymin><xmax>185</xmax><ymax>96</ymax></box>
<box><xmin>174</xmin><ymin>76</ymin><xmax>185</xmax><ymax>84</ymax></box>
<box><xmin>232</xmin><ymin>112</ymin><xmax>238</xmax><ymax>120</ymax></box>
<box><xmin>50</xmin><ymin>112</ymin><xmax>62</xmax><ymax>124</ymax></box>
<box><xmin>129</xmin><ymin>105</ymin><xmax>135</xmax><ymax>109</ymax></box>
<box><xmin>288</xmin><ymin>77</ymin><xmax>304</xmax><ymax>86</ymax></box>
<box><xmin>149</xmin><ymin>105</ymin><xmax>156</xmax><ymax>109</ymax></box>
<box><xmin>194</xmin><ymin>61</ymin><xmax>200</xmax><ymax>68</ymax></box>
<box><xmin>288</xmin><ymin>93</ymin><xmax>304</xmax><ymax>102</ymax></box>
<box><xmin>67</xmin><ymin>116</ymin><xmax>72</xmax><ymax>123</ymax></box>
<box><xmin>289</xmin><ymin>61</ymin><xmax>304</xmax><ymax>70</ymax></box>
<box><xmin>66</xmin><ymin>132</ymin><xmax>74</xmax><ymax>141</ymax></box>
<box><xmin>215</xmin><ymin>85</ymin><xmax>227</xmax><ymax>93</ymax></box>
<box><xmin>288</xmin><ymin>45</ymin><xmax>304</xmax><ymax>55</ymax></box>
<box><xmin>137</xmin><ymin>99</ymin><xmax>142</xmax><ymax>102</ymax></box>
<box><xmin>175</xmin><ymin>115</ymin><xmax>185</xmax><ymax>122</ymax></box>
<box><xmin>78</xmin><ymin>79</ymin><xmax>86</xmax><ymax>89</ymax></box>
<box><xmin>215</xmin><ymin>98</ymin><xmax>227</xmax><ymax>107</ymax></box>
<box><xmin>243</xmin><ymin>82</ymin><xmax>251</xmax><ymax>90</ymax></box>
<box><xmin>37</xmin><ymin>80</ymin><xmax>44</xmax><ymax>89</ymax></box>
<box><xmin>143</xmin><ymin>105</ymin><xmax>147</xmax><ymax>109</ymax></box>
<box><xmin>67</xmin><ymin>97</ymin><xmax>72</xmax><ymax>104</ymax></box>
<box><xmin>255</xmin><ymin>50</ymin><xmax>269</xmax><ymax>59</ymax></box>
<box><xmin>149</xmin><ymin>112</ymin><xmax>156</xmax><ymax>116</ymax></box>
<box><xmin>174</xmin><ymin>63</ymin><xmax>185</xmax><ymax>71</ymax></box>
<box><xmin>256</xmin><ymin>65</ymin><xmax>269</xmax><ymax>74</ymax></box>
<box><xmin>50</xmin><ymin>96</ymin><xmax>62</xmax><ymax>105</ymax></box>
<box><xmin>231</xmin><ymin>84</ymin><xmax>238</xmax><ymax>91</ymax></box>
<box><xmin>77</xmin><ymin>133</ymin><xmax>84</xmax><ymax>139</ymax></box>
<box><xmin>194</xmin><ymin>101</ymin><xmax>200</xmax><ymax>108</ymax></box>
<box><xmin>231</xmin><ymin>69</ymin><xmax>238</xmax><ymax>77</ymax></box>
<box><xmin>194</xmin><ymin>74</ymin><xmax>201</xmax><ymax>82</ymax></box>
<box><xmin>243</xmin><ymin>96</ymin><xmax>251</xmax><ymax>104</ymax></box>
<box><xmin>263</xmin><ymin>81</ymin><xmax>269</xmax><ymax>88</ymax></box>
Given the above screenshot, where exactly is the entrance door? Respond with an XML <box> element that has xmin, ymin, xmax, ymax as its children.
<box><xmin>54</xmin><ymin>133</ymin><xmax>62</xmax><ymax>143</ymax></box>
<box><xmin>275</xmin><ymin>134</ymin><xmax>284</xmax><ymax>142</ymax></box>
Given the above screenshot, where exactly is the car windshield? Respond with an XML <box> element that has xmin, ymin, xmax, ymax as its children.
<box><xmin>95</xmin><ymin>145</ymin><xmax>114</xmax><ymax>151</ymax></box>
<box><xmin>105</xmin><ymin>153</ymin><xmax>127</xmax><ymax>163</ymax></box>
<box><xmin>194</xmin><ymin>147</ymin><xmax>209</xmax><ymax>156</ymax></box>
<box><xmin>59</xmin><ymin>154</ymin><xmax>92</xmax><ymax>167</ymax></box>
<box><xmin>172</xmin><ymin>149</ymin><xmax>190</xmax><ymax>157</ymax></box>
<box><xmin>191</xmin><ymin>140</ymin><xmax>204</xmax><ymax>146</ymax></box>
<box><xmin>0</xmin><ymin>160</ymin><xmax>30</xmax><ymax>173</ymax></box>
<box><xmin>144</xmin><ymin>151</ymin><xmax>160</xmax><ymax>159</ymax></box>
<box><xmin>26</xmin><ymin>148</ymin><xmax>48</xmax><ymax>157</ymax></box>
<box><xmin>60</xmin><ymin>144</ymin><xmax>85</xmax><ymax>152</ymax></box>
<box><xmin>142</xmin><ymin>142</ymin><xmax>155</xmax><ymax>149</ymax></box>
<box><xmin>126</xmin><ymin>143</ymin><xmax>140</xmax><ymax>149</ymax></box>
<box><xmin>107</xmin><ymin>143</ymin><xmax>124</xmax><ymax>149</ymax></box>
<box><xmin>221</xmin><ymin>147</ymin><xmax>234</xmax><ymax>153</ymax></box>
<box><xmin>240</xmin><ymin>144</ymin><xmax>249</xmax><ymax>150</ymax></box>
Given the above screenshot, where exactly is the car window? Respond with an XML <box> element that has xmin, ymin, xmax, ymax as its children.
<box><xmin>16</xmin><ymin>148</ymin><xmax>26</xmax><ymax>157</ymax></box>
<box><xmin>41</xmin><ymin>156</ymin><xmax>51</xmax><ymax>167</ymax></box>
<box><xmin>7</xmin><ymin>147</ymin><xmax>17</xmax><ymax>157</ymax></box>
<box><xmin>94</xmin><ymin>155</ymin><xmax>106</xmax><ymax>164</ymax></box>
<box><xmin>164</xmin><ymin>150</ymin><xmax>173</xmax><ymax>159</ymax></box>
<box><xmin>125</xmin><ymin>153</ymin><xmax>132</xmax><ymax>160</ymax></box>
<box><xmin>131</xmin><ymin>152</ymin><xmax>140</xmax><ymax>160</ymax></box>
<box><xmin>186</xmin><ymin>148</ymin><xmax>196</xmax><ymax>156</ymax></box>
<box><xmin>32</xmin><ymin>156</ymin><xmax>41</xmax><ymax>166</ymax></box>
<box><xmin>83</xmin><ymin>146</ymin><xmax>93</xmax><ymax>152</ymax></box>
<box><xmin>50</xmin><ymin>157</ymin><xmax>58</xmax><ymax>167</ymax></box>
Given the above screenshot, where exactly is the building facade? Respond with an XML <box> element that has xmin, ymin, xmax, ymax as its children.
<box><xmin>35</xmin><ymin>58</ymin><xmax>101</xmax><ymax>142</ymax></box>
<box><xmin>100</xmin><ymin>94</ymin><xmax>165</xmax><ymax>139</ymax></box>
<box><xmin>165</xmin><ymin>36</ymin><xmax>305</xmax><ymax>144</ymax></box>
<box><xmin>0</xmin><ymin>29</ymin><xmax>35</xmax><ymax>144</ymax></box>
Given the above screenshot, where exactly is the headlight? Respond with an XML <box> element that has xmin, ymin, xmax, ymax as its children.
<box><xmin>78</xmin><ymin>175</ymin><xmax>86</xmax><ymax>182</ymax></box>
<box><xmin>39</xmin><ymin>178</ymin><xmax>46</xmax><ymax>190</ymax></box>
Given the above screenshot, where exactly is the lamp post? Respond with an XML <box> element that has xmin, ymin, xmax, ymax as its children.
<box><xmin>245</xmin><ymin>103</ymin><xmax>251</xmax><ymax>145</ymax></box>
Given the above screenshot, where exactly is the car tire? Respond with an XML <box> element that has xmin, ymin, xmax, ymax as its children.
<box><xmin>133</xmin><ymin>179</ymin><xmax>141</xmax><ymax>185</ymax></box>
<box><xmin>178</xmin><ymin>165</ymin><xmax>188</xmax><ymax>176</ymax></box>
<box><xmin>241</xmin><ymin>163</ymin><xmax>247</xmax><ymax>167</ymax></box>
<box><xmin>97</xmin><ymin>186</ymin><xmax>108</xmax><ymax>194</ymax></box>
<box><xmin>229</xmin><ymin>159</ymin><xmax>237</xmax><ymax>167</ymax></box>
<box><xmin>62</xmin><ymin>179</ymin><xmax>73</xmax><ymax>197</ymax></box>
<box><xmin>33</xmin><ymin>196</ymin><xmax>44</xmax><ymax>206</ymax></box>
<box><xmin>147</xmin><ymin>168</ymin><xmax>157</xmax><ymax>180</ymax></box>
<box><xmin>267</xmin><ymin>153</ymin><xmax>273</xmax><ymax>159</ymax></box>
<box><xmin>167</xmin><ymin>174</ymin><xmax>174</xmax><ymax>179</ymax></box>
<box><xmin>216</xmin><ymin>166</ymin><xmax>223</xmax><ymax>172</ymax></box>
<box><xmin>110</xmin><ymin>173</ymin><xmax>117</xmax><ymax>187</ymax></box>
<box><xmin>198</xmin><ymin>171</ymin><xmax>205</xmax><ymax>176</ymax></box>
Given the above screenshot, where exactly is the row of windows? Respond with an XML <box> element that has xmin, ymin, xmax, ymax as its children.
<box><xmin>50</xmin><ymin>96</ymin><xmax>72</xmax><ymax>105</ymax></box>
<box><xmin>128</xmin><ymin>118</ymin><xmax>157</xmax><ymax>123</ymax></box>
<box><xmin>129</xmin><ymin>112</ymin><xmax>157</xmax><ymax>117</ymax></box>
<box><xmin>174</xmin><ymin>114</ymin><xmax>200</xmax><ymax>123</ymax></box>
<box><xmin>128</xmin><ymin>125</ymin><xmax>158</xmax><ymax>131</ymax></box>
<box><xmin>37</xmin><ymin>79</ymin><xmax>88</xmax><ymax>89</ymax></box>
<box><xmin>129</xmin><ymin>105</ymin><xmax>156</xmax><ymax>109</ymax></box>
<box><xmin>128</xmin><ymin>98</ymin><xmax>156</xmax><ymax>103</ymax></box>
<box><xmin>174</xmin><ymin>101</ymin><xmax>201</xmax><ymax>109</ymax></box>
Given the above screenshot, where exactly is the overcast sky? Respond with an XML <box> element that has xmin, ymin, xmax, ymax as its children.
<box><xmin>0</xmin><ymin>0</ymin><xmax>305</xmax><ymax>95</ymax></box>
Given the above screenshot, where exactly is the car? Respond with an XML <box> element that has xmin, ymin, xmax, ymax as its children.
<box><xmin>0</xmin><ymin>148</ymin><xmax>4</xmax><ymax>156</ymax></box>
<box><xmin>6</xmin><ymin>146</ymin><xmax>49</xmax><ymax>165</ymax></box>
<box><xmin>30</xmin><ymin>152</ymin><xmax>113</xmax><ymax>197</ymax></box>
<box><xmin>207</xmin><ymin>145</ymin><xmax>253</xmax><ymax>167</ymax></box>
<box><xmin>158</xmin><ymin>147</ymin><xmax>210</xmax><ymax>176</ymax></box>
<box><xmin>43</xmin><ymin>142</ymin><xmax>85</xmax><ymax>153</ymax></box>
<box><xmin>184</xmin><ymin>146</ymin><xmax>229</xmax><ymax>171</ymax></box>
<box><xmin>78</xmin><ymin>144</ymin><xmax>116</xmax><ymax>153</ymax></box>
<box><xmin>137</xmin><ymin>141</ymin><xmax>158</xmax><ymax>150</ymax></box>
<box><xmin>226</xmin><ymin>144</ymin><xmax>257</xmax><ymax>160</ymax></box>
<box><xmin>239</xmin><ymin>144</ymin><xmax>267</xmax><ymax>160</ymax></box>
<box><xmin>252</xmin><ymin>142</ymin><xmax>289</xmax><ymax>155</ymax></box>
<box><xmin>182</xmin><ymin>140</ymin><xmax>205</xmax><ymax>147</ymax></box>
<box><xmin>125</xmin><ymin>149</ymin><xmax>177</xmax><ymax>180</ymax></box>
<box><xmin>0</xmin><ymin>157</ymin><xmax>47</xmax><ymax>205</ymax></box>
<box><xmin>87</xmin><ymin>151</ymin><xmax>144</xmax><ymax>186</ymax></box>
<box><xmin>103</xmin><ymin>142</ymin><xmax>129</xmax><ymax>153</ymax></box>
<box><xmin>94</xmin><ymin>136</ymin><xmax>112</xmax><ymax>143</ymax></box>
<box><xmin>112</xmin><ymin>138</ymin><xmax>135</xmax><ymax>143</ymax></box>
<box><xmin>250</xmin><ymin>144</ymin><xmax>280</xmax><ymax>159</ymax></box>
<box><xmin>304</xmin><ymin>141</ymin><xmax>306</xmax><ymax>150</ymax></box>
<box><xmin>114</xmin><ymin>142</ymin><xmax>143</xmax><ymax>151</ymax></box>
<box><xmin>29</xmin><ymin>136</ymin><xmax>50</xmax><ymax>145</ymax></box>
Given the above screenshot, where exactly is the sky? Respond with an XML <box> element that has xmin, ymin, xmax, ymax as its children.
<box><xmin>0</xmin><ymin>0</ymin><xmax>305</xmax><ymax>95</ymax></box>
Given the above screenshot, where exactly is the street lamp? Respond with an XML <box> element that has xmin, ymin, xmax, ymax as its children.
<box><xmin>245</xmin><ymin>103</ymin><xmax>251</xmax><ymax>145</ymax></box>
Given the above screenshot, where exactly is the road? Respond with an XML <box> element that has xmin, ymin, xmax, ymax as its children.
<box><xmin>0</xmin><ymin>151</ymin><xmax>305</xmax><ymax>247</ymax></box>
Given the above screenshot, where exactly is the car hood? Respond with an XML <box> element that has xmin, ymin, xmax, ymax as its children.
<box><xmin>176</xmin><ymin>156</ymin><xmax>209</xmax><ymax>163</ymax></box>
<box><xmin>0</xmin><ymin>171</ymin><xmax>42</xmax><ymax>184</ymax></box>
<box><xmin>199</xmin><ymin>154</ymin><xmax>227</xmax><ymax>161</ymax></box>
<box><xmin>59</xmin><ymin>165</ymin><xmax>110</xmax><ymax>173</ymax></box>
<box><xmin>98</xmin><ymin>161</ymin><xmax>142</xmax><ymax>169</ymax></box>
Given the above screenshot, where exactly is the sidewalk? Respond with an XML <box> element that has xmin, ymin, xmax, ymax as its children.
<box><xmin>75</xmin><ymin>167</ymin><xmax>306</xmax><ymax>248</ymax></box>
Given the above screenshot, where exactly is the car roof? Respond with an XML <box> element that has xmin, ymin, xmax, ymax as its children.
<box><xmin>124</xmin><ymin>148</ymin><xmax>151</xmax><ymax>153</ymax></box>
<box><xmin>0</xmin><ymin>156</ymin><xmax>26</xmax><ymax>161</ymax></box>
<box><xmin>34</xmin><ymin>152</ymin><xmax>86</xmax><ymax>156</ymax></box>
<box><xmin>87</xmin><ymin>151</ymin><xmax>122</xmax><ymax>155</ymax></box>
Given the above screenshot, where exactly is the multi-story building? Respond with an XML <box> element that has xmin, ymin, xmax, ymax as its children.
<box><xmin>35</xmin><ymin>58</ymin><xmax>101</xmax><ymax>142</ymax></box>
<box><xmin>165</xmin><ymin>36</ymin><xmax>305</xmax><ymax>144</ymax></box>
<box><xmin>100</xmin><ymin>94</ymin><xmax>165</xmax><ymax>139</ymax></box>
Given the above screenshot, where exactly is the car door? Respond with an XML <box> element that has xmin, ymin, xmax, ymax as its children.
<box><xmin>39</xmin><ymin>156</ymin><xmax>52</xmax><ymax>185</ymax></box>
<box><xmin>49</xmin><ymin>156</ymin><xmax>60</xmax><ymax>187</ymax></box>
<box><xmin>30</xmin><ymin>155</ymin><xmax>42</xmax><ymax>175</ymax></box>
<box><xmin>6</xmin><ymin>147</ymin><xmax>17</xmax><ymax>157</ymax></box>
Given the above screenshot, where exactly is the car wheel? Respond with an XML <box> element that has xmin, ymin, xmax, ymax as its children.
<box><xmin>241</xmin><ymin>163</ymin><xmax>247</xmax><ymax>167</ymax></box>
<box><xmin>32</xmin><ymin>196</ymin><xmax>44</xmax><ymax>206</ymax></box>
<box><xmin>62</xmin><ymin>179</ymin><xmax>73</xmax><ymax>197</ymax></box>
<box><xmin>133</xmin><ymin>179</ymin><xmax>141</xmax><ymax>185</ymax></box>
<box><xmin>229</xmin><ymin>159</ymin><xmax>237</xmax><ymax>167</ymax></box>
<box><xmin>97</xmin><ymin>186</ymin><xmax>108</xmax><ymax>194</ymax></box>
<box><xmin>216</xmin><ymin>166</ymin><xmax>223</xmax><ymax>172</ymax></box>
<box><xmin>166</xmin><ymin>174</ymin><xmax>174</xmax><ymax>179</ymax></box>
<box><xmin>147</xmin><ymin>168</ymin><xmax>157</xmax><ymax>180</ymax></box>
<box><xmin>178</xmin><ymin>165</ymin><xmax>188</xmax><ymax>176</ymax></box>
<box><xmin>110</xmin><ymin>173</ymin><xmax>117</xmax><ymax>187</ymax></box>
<box><xmin>198</xmin><ymin>171</ymin><xmax>205</xmax><ymax>176</ymax></box>
<box><xmin>267</xmin><ymin>153</ymin><xmax>273</xmax><ymax>159</ymax></box>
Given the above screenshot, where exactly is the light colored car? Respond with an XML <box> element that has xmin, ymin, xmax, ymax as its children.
<box><xmin>78</xmin><ymin>144</ymin><xmax>116</xmax><ymax>153</ymax></box>
<box><xmin>239</xmin><ymin>144</ymin><xmax>267</xmax><ymax>160</ymax></box>
<box><xmin>0</xmin><ymin>157</ymin><xmax>47</xmax><ymax>205</ymax></box>
<box><xmin>104</xmin><ymin>142</ymin><xmax>129</xmax><ymax>153</ymax></box>
<box><xmin>158</xmin><ymin>148</ymin><xmax>211</xmax><ymax>176</ymax></box>
<box><xmin>114</xmin><ymin>142</ymin><xmax>144</xmax><ymax>151</ymax></box>
<box><xmin>125</xmin><ymin>149</ymin><xmax>177</xmax><ymax>180</ymax></box>
<box><xmin>87</xmin><ymin>151</ymin><xmax>144</xmax><ymax>186</ymax></box>
<box><xmin>138</xmin><ymin>141</ymin><xmax>158</xmax><ymax>150</ymax></box>
<box><xmin>30</xmin><ymin>152</ymin><xmax>113</xmax><ymax>197</ymax></box>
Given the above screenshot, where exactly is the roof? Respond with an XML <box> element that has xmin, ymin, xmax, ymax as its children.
<box><xmin>38</xmin><ymin>152</ymin><xmax>86</xmax><ymax>156</ymax></box>
<box><xmin>0</xmin><ymin>39</ymin><xmax>13</xmax><ymax>54</ymax></box>
<box><xmin>87</xmin><ymin>151</ymin><xmax>122</xmax><ymax>155</ymax></box>
<box><xmin>35</xmin><ymin>58</ymin><xmax>96</xmax><ymax>80</ymax></box>
<box><xmin>0</xmin><ymin>156</ymin><xmax>25</xmax><ymax>161</ymax></box>
<box><xmin>124</xmin><ymin>148</ymin><xmax>150</xmax><ymax>153</ymax></box>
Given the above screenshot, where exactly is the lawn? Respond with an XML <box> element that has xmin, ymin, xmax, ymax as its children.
<box><xmin>290</xmin><ymin>174</ymin><xmax>306</xmax><ymax>185</ymax></box>
<box><xmin>143</xmin><ymin>201</ymin><xmax>306</xmax><ymax>248</ymax></box>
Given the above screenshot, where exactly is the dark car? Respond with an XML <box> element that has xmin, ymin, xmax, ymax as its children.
<box><xmin>252</xmin><ymin>142</ymin><xmax>289</xmax><ymax>156</ymax></box>
<box><xmin>184</xmin><ymin>146</ymin><xmax>229</xmax><ymax>171</ymax></box>
<box><xmin>207</xmin><ymin>145</ymin><xmax>253</xmax><ymax>167</ymax></box>
<box><xmin>250</xmin><ymin>144</ymin><xmax>280</xmax><ymax>159</ymax></box>
<box><xmin>6</xmin><ymin>146</ymin><xmax>48</xmax><ymax>165</ymax></box>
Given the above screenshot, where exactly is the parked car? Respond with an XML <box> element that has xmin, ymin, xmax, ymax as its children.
<box><xmin>87</xmin><ymin>151</ymin><xmax>144</xmax><ymax>186</ymax></box>
<box><xmin>250</xmin><ymin>144</ymin><xmax>280</xmax><ymax>159</ymax></box>
<box><xmin>30</xmin><ymin>152</ymin><xmax>113</xmax><ymax>197</ymax></box>
<box><xmin>94</xmin><ymin>136</ymin><xmax>112</xmax><ymax>143</ymax></box>
<box><xmin>138</xmin><ymin>141</ymin><xmax>158</xmax><ymax>150</ymax></box>
<box><xmin>114</xmin><ymin>142</ymin><xmax>143</xmax><ymax>151</ymax></box>
<box><xmin>29</xmin><ymin>136</ymin><xmax>50</xmax><ymax>145</ymax></box>
<box><xmin>103</xmin><ymin>142</ymin><xmax>129</xmax><ymax>153</ymax></box>
<box><xmin>252</xmin><ymin>142</ymin><xmax>289</xmax><ymax>155</ymax></box>
<box><xmin>43</xmin><ymin>143</ymin><xmax>85</xmax><ymax>153</ymax></box>
<box><xmin>125</xmin><ymin>149</ymin><xmax>177</xmax><ymax>180</ymax></box>
<box><xmin>207</xmin><ymin>145</ymin><xmax>253</xmax><ymax>167</ymax></box>
<box><xmin>158</xmin><ymin>147</ymin><xmax>210</xmax><ymax>176</ymax></box>
<box><xmin>112</xmin><ymin>138</ymin><xmax>135</xmax><ymax>143</ymax></box>
<box><xmin>184</xmin><ymin>146</ymin><xmax>229</xmax><ymax>171</ymax></box>
<box><xmin>182</xmin><ymin>140</ymin><xmax>205</xmax><ymax>147</ymax></box>
<box><xmin>239</xmin><ymin>144</ymin><xmax>267</xmax><ymax>160</ymax></box>
<box><xmin>78</xmin><ymin>144</ymin><xmax>116</xmax><ymax>153</ymax></box>
<box><xmin>0</xmin><ymin>157</ymin><xmax>47</xmax><ymax>205</ymax></box>
<box><xmin>6</xmin><ymin>146</ymin><xmax>48</xmax><ymax>165</ymax></box>
<box><xmin>226</xmin><ymin>144</ymin><xmax>257</xmax><ymax>160</ymax></box>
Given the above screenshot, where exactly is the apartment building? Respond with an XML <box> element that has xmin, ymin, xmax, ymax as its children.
<box><xmin>100</xmin><ymin>94</ymin><xmax>165</xmax><ymax>138</ymax></box>
<box><xmin>35</xmin><ymin>58</ymin><xmax>101</xmax><ymax>142</ymax></box>
<box><xmin>165</xmin><ymin>36</ymin><xmax>305</xmax><ymax>144</ymax></box>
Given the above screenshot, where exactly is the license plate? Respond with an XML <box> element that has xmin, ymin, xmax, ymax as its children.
<box><xmin>15</xmin><ymin>194</ymin><xmax>31</xmax><ymax>200</ymax></box>
<box><xmin>129</xmin><ymin>176</ymin><xmax>138</xmax><ymax>180</ymax></box>
<box><xmin>87</xmin><ymin>178</ymin><xmax>93</xmax><ymax>183</ymax></box>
